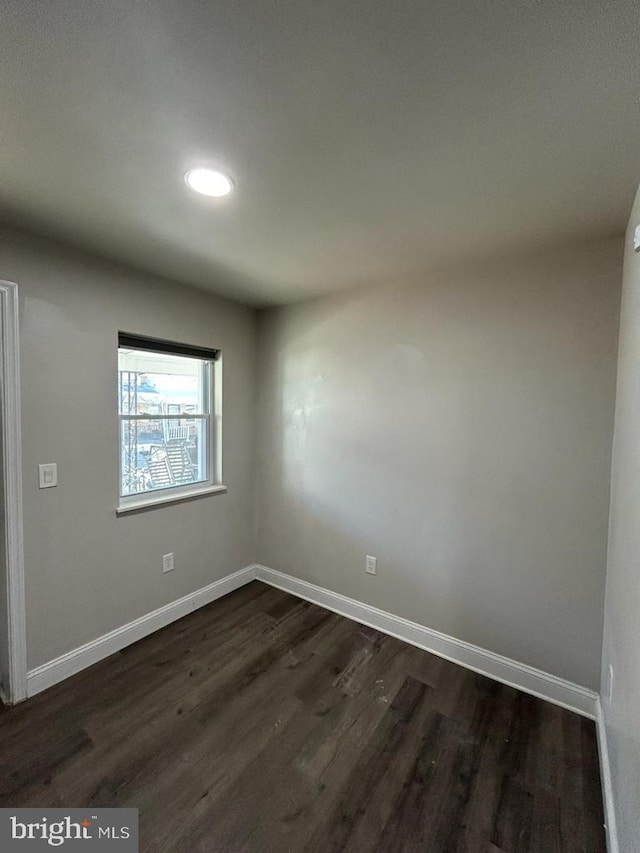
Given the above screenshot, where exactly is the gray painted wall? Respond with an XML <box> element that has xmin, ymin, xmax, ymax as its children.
<box><xmin>601</xmin><ymin>187</ymin><xmax>640</xmax><ymax>852</ymax></box>
<box><xmin>0</xmin><ymin>226</ymin><xmax>258</xmax><ymax>670</ymax></box>
<box><xmin>0</xmin><ymin>222</ymin><xmax>625</xmax><ymax>704</ymax></box>
<box><xmin>255</xmin><ymin>238</ymin><xmax>622</xmax><ymax>689</ymax></box>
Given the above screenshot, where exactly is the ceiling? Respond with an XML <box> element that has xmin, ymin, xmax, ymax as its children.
<box><xmin>1</xmin><ymin>0</ymin><xmax>639</xmax><ymax>306</ymax></box>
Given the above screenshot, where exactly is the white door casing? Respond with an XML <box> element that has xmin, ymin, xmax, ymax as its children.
<box><xmin>0</xmin><ymin>280</ymin><xmax>27</xmax><ymax>703</ymax></box>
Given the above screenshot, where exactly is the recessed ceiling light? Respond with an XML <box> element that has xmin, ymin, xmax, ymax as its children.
<box><xmin>184</xmin><ymin>168</ymin><xmax>234</xmax><ymax>198</ymax></box>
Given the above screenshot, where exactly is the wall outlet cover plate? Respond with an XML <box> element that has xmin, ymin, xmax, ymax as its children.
<box><xmin>38</xmin><ymin>463</ymin><xmax>57</xmax><ymax>489</ymax></box>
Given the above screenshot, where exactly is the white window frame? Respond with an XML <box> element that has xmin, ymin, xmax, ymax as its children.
<box><xmin>116</xmin><ymin>340</ymin><xmax>224</xmax><ymax>514</ymax></box>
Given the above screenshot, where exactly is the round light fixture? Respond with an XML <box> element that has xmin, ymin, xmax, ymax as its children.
<box><xmin>184</xmin><ymin>168</ymin><xmax>234</xmax><ymax>198</ymax></box>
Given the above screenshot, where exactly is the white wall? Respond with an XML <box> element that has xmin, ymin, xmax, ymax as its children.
<box><xmin>601</xmin><ymin>187</ymin><xmax>640</xmax><ymax>852</ymax></box>
<box><xmin>255</xmin><ymin>238</ymin><xmax>622</xmax><ymax>689</ymax></box>
<box><xmin>0</xmin><ymin>226</ymin><xmax>258</xmax><ymax>670</ymax></box>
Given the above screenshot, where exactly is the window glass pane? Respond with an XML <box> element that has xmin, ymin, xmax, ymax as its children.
<box><xmin>120</xmin><ymin>418</ymin><xmax>207</xmax><ymax>497</ymax></box>
<box><xmin>118</xmin><ymin>349</ymin><xmax>206</xmax><ymax>416</ymax></box>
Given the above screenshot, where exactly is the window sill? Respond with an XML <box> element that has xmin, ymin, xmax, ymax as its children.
<box><xmin>116</xmin><ymin>484</ymin><xmax>227</xmax><ymax>515</ymax></box>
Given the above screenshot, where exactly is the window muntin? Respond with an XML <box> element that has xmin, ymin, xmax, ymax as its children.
<box><xmin>118</xmin><ymin>347</ymin><xmax>214</xmax><ymax>506</ymax></box>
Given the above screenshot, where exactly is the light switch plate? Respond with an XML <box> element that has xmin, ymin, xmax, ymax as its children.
<box><xmin>38</xmin><ymin>463</ymin><xmax>58</xmax><ymax>489</ymax></box>
<box><xmin>634</xmin><ymin>224</ymin><xmax>640</xmax><ymax>252</ymax></box>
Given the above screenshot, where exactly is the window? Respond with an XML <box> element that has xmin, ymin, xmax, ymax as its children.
<box><xmin>117</xmin><ymin>333</ymin><xmax>223</xmax><ymax>511</ymax></box>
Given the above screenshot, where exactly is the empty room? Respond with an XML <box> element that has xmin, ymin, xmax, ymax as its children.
<box><xmin>0</xmin><ymin>1</ymin><xmax>638</xmax><ymax>851</ymax></box>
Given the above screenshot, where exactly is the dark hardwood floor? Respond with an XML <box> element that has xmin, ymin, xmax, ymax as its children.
<box><xmin>0</xmin><ymin>581</ymin><xmax>605</xmax><ymax>852</ymax></box>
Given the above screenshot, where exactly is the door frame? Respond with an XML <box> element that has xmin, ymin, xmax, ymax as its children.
<box><xmin>0</xmin><ymin>280</ymin><xmax>27</xmax><ymax>703</ymax></box>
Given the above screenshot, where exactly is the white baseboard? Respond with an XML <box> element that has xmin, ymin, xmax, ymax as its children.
<box><xmin>27</xmin><ymin>566</ymin><xmax>257</xmax><ymax>698</ymax></box>
<box><xmin>254</xmin><ymin>565</ymin><xmax>598</xmax><ymax>719</ymax></box>
<box><xmin>26</xmin><ymin>562</ymin><xmax>599</xmax><ymax>721</ymax></box>
<box><xmin>596</xmin><ymin>698</ymin><xmax>619</xmax><ymax>853</ymax></box>
<box><xmin>24</xmin><ymin>562</ymin><xmax>609</xmax><ymax>843</ymax></box>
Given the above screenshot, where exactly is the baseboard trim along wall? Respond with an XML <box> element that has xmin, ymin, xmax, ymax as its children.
<box><xmin>27</xmin><ymin>563</ymin><xmax>598</xmax><ymax>721</ymax></box>
<box><xmin>254</xmin><ymin>565</ymin><xmax>598</xmax><ymax>719</ymax></box>
<box><xmin>26</xmin><ymin>565</ymin><xmax>256</xmax><ymax>698</ymax></box>
<box><xmin>595</xmin><ymin>698</ymin><xmax>620</xmax><ymax>853</ymax></box>
<box><xmin>24</xmin><ymin>563</ymin><xmax>612</xmax><ymax>845</ymax></box>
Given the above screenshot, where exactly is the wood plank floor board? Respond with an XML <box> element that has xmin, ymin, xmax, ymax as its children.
<box><xmin>54</xmin><ymin>599</ymin><xmax>340</xmax><ymax>810</ymax></box>
<box><xmin>303</xmin><ymin>676</ymin><xmax>436</xmax><ymax>853</ymax></box>
<box><xmin>181</xmin><ymin>632</ymin><xmax>415</xmax><ymax>852</ymax></box>
<box><xmin>453</xmin><ymin>684</ymin><xmax>520</xmax><ymax>843</ymax></box>
<box><xmin>0</xmin><ymin>582</ymin><xmax>606</xmax><ymax>852</ymax></box>
<box><xmin>456</xmin><ymin>830</ymin><xmax>507</xmax><ymax>853</ymax></box>
<box><xmin>282</xmin><ymin>641</ymin><xmax>431</xmax><ymax>853</ymax></box>
<box><xmin>140</xmin><ymin>622</ymin><xmax>378</xmax><ymax>850</ymax></box>
<box><xmin>375</xmin><ymin>712</ymin><xmax>459</xmax><ymax>851</ymax></box>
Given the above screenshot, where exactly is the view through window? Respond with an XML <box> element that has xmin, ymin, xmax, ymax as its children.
<box><xmin>118</xmin><ymin>347</ymin><xmax>212</xmax><ymax>502</ymax></box>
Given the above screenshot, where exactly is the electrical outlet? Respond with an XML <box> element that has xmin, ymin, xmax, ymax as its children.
<box><xmin>365</xmin><ymin>555</ymin><xmax>377</xmax><ymax>575</ymax></box>
<box><xmin>38</xmin><ymin>463</ymin><xmax>58</xmax><ymax>489</ymax></box>
<box><xmin>162</xmin><ymin>553</ymin><xmax>174</xmax><ymax>573</ymax></box>
<box><xmin>608</xmin><ymin>664</ymin><xmax>614</xmax><ymax>704</ymax></box>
